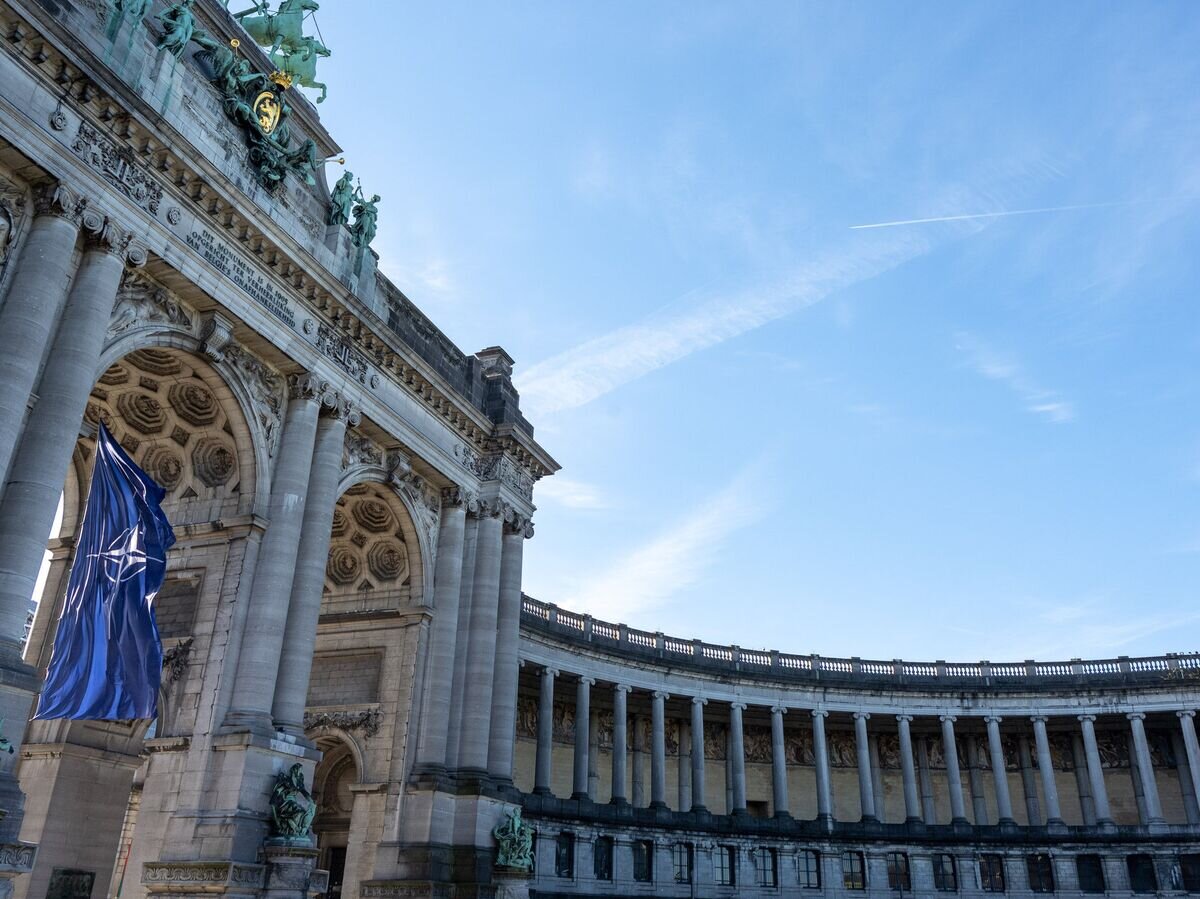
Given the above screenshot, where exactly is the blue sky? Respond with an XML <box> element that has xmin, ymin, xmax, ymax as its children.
<box><xmin>310</xmin><ymin>3</ymin><xmax>1200</xmax><ymax>662</ymax></box>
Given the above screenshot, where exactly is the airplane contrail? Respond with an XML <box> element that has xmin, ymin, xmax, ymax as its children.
<box><xmin>849</xmin><ymin>200</ymin><xmax>1129</xmax><ymax>230</ymax></box>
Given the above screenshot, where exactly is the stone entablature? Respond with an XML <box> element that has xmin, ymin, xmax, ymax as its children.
<box><xmin>521</xmin><ymin>596</ymin><xmax>1199</xmax><ymax>693</ymax></box>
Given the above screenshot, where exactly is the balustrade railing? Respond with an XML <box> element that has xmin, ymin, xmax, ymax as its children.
<box><xmin>519</xmin><ymin>595</ymin><xmax>1200</xmax><ymax>688</ymax></box>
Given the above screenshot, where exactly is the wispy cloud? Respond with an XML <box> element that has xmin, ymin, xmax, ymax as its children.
<box><xmin>849</xmin><ymin>200</ymin><xmax>1134</xmax><ymax>230</ymax></box>
<box><xmin>956</xmin><ymin>333</ymin><xmax>1075</xmax><ymax>423</ymax></box>
<box><xmin>562</xmin><ymin>468</ymin><xmax>764</xmax><ymax>621</ymax></box>
<box><xmin>518</xmin><ymin>230</ymin><xmax>931</xmax><ymax>417</ymax></box>
<box><xmin>535</xmin><ymin>476</ymin><xmax>610</xmax><ymax>510</ymax></box>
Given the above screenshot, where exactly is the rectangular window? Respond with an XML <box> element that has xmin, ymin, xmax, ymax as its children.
<box><xmin>632</xmin><ymin>840</ymin><xmax>654</xmax><ymax>883</ymax></box>
<box><xmin>1075</xmin><ymin>855</ymin><xmax>1104</xmax><ymax>893</ymax></box>
<box><xmin>714</xmin><ymin>846</ymin><xmax>736</xmax><ymax>887</ymax></box>
<box><xmin>979</xmin><ymin>854</ymin><xmax>1006</xmax><ymax>893</ymax></box>
<box><xmin>887</xmin><ymin>852</ymin><xmax>911</xmax><ymax>892</ymax></box>
<box><xmin>554</xmin><ymin>832</ymin><xmax>574</xmax><ymax>879</ymax></box>
<box><xmin>755</xmin><ymin>848</ymin><xmax>778</xmax><ymax>887</ymax></box>
<box><xmin>1026</xmin><ymin>854</ymin><xmax>1054</xmax><ymax>893</ymax></box>
<box><xmin>593</xmin><ymin>836</ymin><xmax>613</xmax><ymax>882</ymax></box>
<box><xmin>841</xmin><ymin>851</ymin><xmax>866</xmax><ymax>891</ymax></box>
<box><xmin>797</xmin><ymin>850</ymin><xmax>821</xmax><ymax>889</ymax></box>
<box><xmin>672</xmin><ymin>843</ymin><xmax>693</xmax><ymax>884</ymax></box>
<box><xmin>933</xmin><ymin>854</ymin><xmax>957</xmax><ymax>892</ymax></box>
<box><xmin>1182</xmin><ymin>854</ymin><xmax>1200</xmax><ymax>892</ymax></box>
<box><xmin>1127</xmin><ymin>854</ymin><xmax>1157</xmax><ymax>894</ymax></box>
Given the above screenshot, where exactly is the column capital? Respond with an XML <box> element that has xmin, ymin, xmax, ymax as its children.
<box><xmin>614</xmin><ymin>683</ymin><xmax>633</xmax><ymax>694</ymax></box>
<box><xmin>939</xmin><ymin>715</ymin><xmax>957</xmax><ymax>724</ymax></box>
<box><xmin>1179</xmin><ymin>710</ymin><xmax>1197</xmax><ymax>720</ymax></box>
<box><xmin>542</xmin><ymin>666</ymin><xmax>559</xmax><ymax>678</ymax></box>
<box><xmin>730</xmin><ymin>702</ymin><xmax>747</xmax><ymax>711</ymax></box>
<box><xmin>652</xmin><ymin>690</ymin><xmax>670</xmax><ymax>701</ymax></box>
<box><xmin>1126</xmin><ymin>711</ymin><xmax>1147</xmax><ymax>722</ymax></box>
<box><xmin>85</xmin><ymin>220</ymin><xmax>148</xmax><ymax>266</ymax></box>
<box><xmin>853</xmin><ymin>711</ymin><xmax>871</xmax><ymax>721</ymax></box>
<box><xmin>691</xmin><ymin>696</ymin><xmax>707</xmax><ymax>706</ymax></box>
<box><xmin>771</xmin><ymin>705</ymin><xmax>787</xmax><ymax>715</ymax></box>
<box><xmin>287</xmin><ymin>372</ymin><xmax>329</xmax><ymax>402</ymax></box>
<box><xmin>33</xmin><ymin>180</ymin><xmax>87</xmax><ymax>222</ymax></box>
<box><xmin>1077</xmin><ymin>714</ymin><xmax>1097</xmax><ymax>723</ymax></box>
<box><xmin>984</xmin><ymin>715</ymin><xmax>1003</xmax><ymax>725</ymax></box>
<box><xmin>440</xmin><ymin>485</ymin><xmax>475</xmax><ymax>508</ymax></box>
<box><xmin>896</xmin><ymin>714</ymin><xmax>913</xmax><ymax>723</ymax></box>
<box><xmin>811</xmin><ymin>709</ymin><xmax>829</xmax><ymax>719</ymax></box>
<box><xmin>1030</xmin><ymin>715</ymin><xmax>1049</xmax><ymax>724</ymax></box>
<box><xmin>578</xmin><ymin>676</ymin><xmax>596</xmax><ymax>687</ymax></box>
<box><xmin>322</xmin><ymin>391</ymin><xmax>360</xmax><ymax>424</ymax></box>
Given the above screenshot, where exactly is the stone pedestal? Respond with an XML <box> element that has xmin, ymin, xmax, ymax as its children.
<box><xmin>0</xmin><ymin>842</ymin><xmax>36</xmax><ymax>899</ymax></box>
<box><xmin>264</xmin><ymin>840</ymin><xmax>326</xmax><ymax>899</ymax></box>
<box><xmin>492</xmin><ymin>869</ymin><xmax>530</xmax><ymax>899</ymax></box>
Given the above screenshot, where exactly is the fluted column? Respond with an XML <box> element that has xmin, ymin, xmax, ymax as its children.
<box><xmin>572</xmin><ymin>677</ymin><xmax>594</xmax><ymax>799</ymax></box>
<box><xmin>1071</xmin><ymin>734</ymin><xmax>1096</xmax><ymax>825</ymax></box>
<box><xmin>487</xmin><ymin>515</ymin><xmax>530</xmax><ymax>781</ymax></box>
<box><xmin>917</xmin><ymin>737</ymin><xmax>937</xmax><ymax>823</ymax></box>
<box><xmin>770</xmin><ymin>706</ymin><xmax>789</xmax><ymax>817</ymax></box>
<box><xmin>1127</xmin><ymin>713</ymin><xmax>1164</xmax><ymax>825</ymax></box>
<box><xmin>610</xmin><ymin>685</ymin><xmax>630</xmax><ymax>804</ymax></box>
<box><xmin>940</xmin><ymin>715</ymin><xmax>968</xmax><ymax>824</ymax></box>
<box><xmin>534</xmin><ymin>666</ymin><xmax>557</xmax><ymax>795</ymax></box>
<box><xmin>650</xmin><ymin>691</ymin><xmax>668</xmax><ymax>808</ymax></box>
<box><xmin>413</xmin><ymin>492</ymin><xmax>468</xmax><ymax>770</ymax></box>
<box><xmin>0</xmin><ymin>184</ymin><xmax>85</xmax><ymax>500</ymax></box>
<box><xmin>728</xmin><ymin>702</ymin><xmax>747</xmax><ymax>814</ymax></box>
<box><xmin>896</xmin><ymin>715</ymin><xmax>922</xmax><ymax>823</ymax></box>
<box><xmin>677</xmin><ymin>718</ymin><xmax>691</xmax><ymax>811</ymax></box>
<box><xmin>1017</xmin><ymin>734</ymin><xmax>1040</xmax><ymax>825</ymax></box>
<box><xmin>812</xmin><ymin>710</ymin><xmax>833</xmax><ymax>825</ymax></box>
<box><xmin>457</xmin><ymin>503</ymin><xmax>505</xmax><ymax>772</ymax></box>
<box><xmin>271</xmin><ymin>395</ymin><xmax>356</xmax><ymax>733</ymax></box>
<box><xmin>853</xmin><ymin>712</ymin><xmax>876</xmax><ymax>822</ymax></box>
<box><xmin>0</xmin><ymin>222</ymin><xmax>138</xmax><ymax>660</ymax></box>
<box><xmin>1078</xmin><ymin>715</ymin><xmax>1113</xmax><ymax>825</ymax></box>
<box><xmin>1178</xmin><ymin>712</ymin><xmax>1200</xmax><ymax>817</ymax></box>
<box><xmin>966</xmin><ymin>736</ymin><xmax>989</xmax><ymax>824</ymax></box>
<box><xmin>690</xmin><ymin>697</ymin><xmax>707</xmax><ymax>812</ymax></box>
<box><xmin>1031</xmin><ymin>716</ymin><xmax>1063</xmax><ymax>824</ymax></box>
<box><xmin>984</xmin><ymin>716</ymin><xmax>1015</xmax><ymax>824</ymax></box>
<box><xmin>228</xmin><ymin>374</ymin><xmax>325</xmax><ymax>728</ymax></box>
<box><xmin>1172</xmin><ymin>723</ymin><xmax>1200</xmax><ymax>824</ymax></box>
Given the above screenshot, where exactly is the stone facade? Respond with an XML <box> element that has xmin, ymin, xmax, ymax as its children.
<box><xmin>0</xmin><ymin>3</ymin><xmax>1196</xmax><ymax>899</ymax></box>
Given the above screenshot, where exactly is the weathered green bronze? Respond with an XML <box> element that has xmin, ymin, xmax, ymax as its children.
<box><xmin>273</xmin><ymin>35</ymin><xmax>329</xmax><ymax>103</ymax></box>
<box><xmin>269</xmin><ymin>763</ymin><xmax>316</xmax><ymax>839</ymax></box>
<box><xmin>328</xmin><ymin>171</ymin><xmax>355</xmax><ymax>227</ymax></box>
<box><xmin>492</xmin><ymin>807</ymin><xmax>534</xmax><ymax>871</ymax></box>
<box><xmin>350</xmin><ymin>190</ymin><xmax>380</xmax><ymax>250</ymax></box>
<box><xmin>106</xmin><ymin>0</ymin><xmax>153</xmax><ymax>40</ymax></box>
<box><xmin>232</xmin><ymin>0</ymin><xmax>317</xmax><ymax>58</ymax></box>
<box><xmin>157</xmin><ymin>0</ymin><xmax>204</xmax><ymax>59</ymax></box>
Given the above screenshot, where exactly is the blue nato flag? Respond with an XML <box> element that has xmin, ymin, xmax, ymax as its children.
<box><xmin>34</xmin><ymin>422</ymin><xmax>176</xmax><ymax>720</ymax></box>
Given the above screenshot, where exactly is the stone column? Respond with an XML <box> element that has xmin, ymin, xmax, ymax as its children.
<box><xmin>413</xmin><ymin>493</ymin><xmax>468</xmax><ymax>770</ymax></box>
<box><xmin>572</xmin><ymin>677</ymin><xmax>594</xmax><ymax>799</ymax></box>
<box><xmin>869</xmin><ymin>735</ymin><xmax>885</xmax><ymax>822</ymax></box>
<box><xmin>228</xmin><ymin>374</ymin><xmax>325</xmax><ymax>729</ymax></box>
<box><xmin>770</xmin><ymin>706</ymin><xmax>789</xmax><ymax>818</ymax></box>
<box><xmin>1031</xmin><ymin>717</ymin><xmax>1063</xmax><ymax>824</ymax></box>
<box><xmin>650</xmin><ymin>691</ymin><xmax>668</xmax><ymax>808</ymax></box>
<box><xmin>0</xmin><ymin>183</ymin><xmax>85</xmax><ymax>498</ymax></box>
<box><xmin>966</xmin><ymin>736</ymin><xmax>989</xmax><ymax>824</ymax></box>
<box><xmin>940</xmin><ymin>715</ymin><xmax>968</xmax><ymax>824</ymax></box>
<box><xmin>690</xmin><ymin>697</ymin><xmax>707</xmax><ymax>812</ymax></box>
<box><xmin>1078</xmin><ymin>715</ymin><xmax>1113</xmax><ymax>825</ymax></box>
<box><xmin>588</xmin><ymin>708</ymin><xmax>600</xmax><ymax>801</ymax></box>
<box><xmin>1171</xmin><ymin>727</ymin><xmax>1200</xmax><ymax>824</ymax></box>
<box><xmin>728</xmin><ymin>702</ymin><xmax>747</xmax><ymax>814</ymax></box>
<box><xmin>0</xmin><ymin>222</ymin><xmax>136</xmax><ymax>662</ymax></box>
<box><xmin>457</xmin><ymin>503</ymin><xmax>505</xmax><ymax>773</ymax></box>
<box><xmin>1017</xmin><ymin>734</ymin><xmax>1040</xmax><ymax>825</ymax></box>
<box><xmin>985</xmin><ymin>716</ymin><xmax>1015</xmax><ymax>824</ymax></box>
<box><xmin>1127</xmin><ymin>713</ymin><xmax>1164</xmax><ymax>826</ymax></box>
<box><xmin>631</xmin><ymin>714</ymin><xmax>646</xmax><ymax>807</ymax></box>
<box><xmin>271</xmin><ymin>396</ymin><xmax>356</xmax><ymax>733</ymax></box>
<box><xmin>853</xmin><ymin>712</ymin><xmax>876</xmax><ymax>822</ymax></box>
<box><xmin>487</xmin><ymin>516</ymin><xmax>530</xmax><ymax>782</ymax></box>
<box><xmin>1177</xmin><ymin>712</ymin><xmax>1200</xmax><ymax>820</ymax></box>
<box><xmin>533</xmin><ymin>666</ymin><xmax>557</xmax><ymax>795</ymax></box>
<box><xmin>1071</xmin><ymin>733</ymin><xmax>1097</xmax><ymax>825</ymax></box>
<box><xmin>610</xmin><ymin>684</ymin><xmax>630</xmax><ymax>804</ymax></box>
<box><xmin>896</xmin><ymin>716</ymin><xmax>922</xmax><ymax>823</ymax></box>
<box><xmin>917</xmin><ymin>737</ymin><xmax>937</xmax><ymax>824</ymax></box>
<box><xmin>812</xmin><ymin>710</ymin><xmax>833</xmax><ymax>826</ymax></box>
<box><xmin>677</xmin><ymin>718</ymin><xmax>691</xmax><ymax>811</ymax></box>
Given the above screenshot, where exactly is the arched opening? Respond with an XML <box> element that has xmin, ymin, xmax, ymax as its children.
<box><xmin>312</xmin><ymin>735</ymin><xmax>360</xmax><ymax>899</ymax></box>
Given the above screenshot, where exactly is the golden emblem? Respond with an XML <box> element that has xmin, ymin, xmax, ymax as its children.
<box><xmin>252</xmin><ymin>90</ymin><xmax>282</xmax><ymax>135</ymax></box>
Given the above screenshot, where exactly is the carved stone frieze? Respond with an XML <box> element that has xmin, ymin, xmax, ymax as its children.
<box><xmin>454</xmin><ymin>444</ymin><xmax>535</xmax><ymax>500</ymax></box>
<box><xmin>71</xmin><ymin>121</ymin><xmax>164</xmax><ymax>216</ymax></box>
<box><xmin>784</xmin><ymin>730</ymin><xmax>814</xmax><ymax>766</ymax></box>
<box><xmin>0</xmin><ymin>843</ymin><xmax>35</xmax><ymax>870</ymax></box>
<box><xmin>315</xmin><ymin>322</ymin><xmax>370</xmax><ymax>385</ymax></box>
<box><xmin>223</xmin><ymin>344</ymin><xmax>285</xmax><ymax>459</ymax></box>
<box><xmin>303</xmin><ymin>708</ymin><xmax>382</xmax><ymax>737</ymax></box>
<box><xmin>344</xmin><ymin>432</ymin><xmax>383</xmax><ymax>469</ymax></box>
<box><xmin>744</xmin><ymin>726</ymin><xmax>772</xmax><ymax>764</ymax></box>
<box><xmin>109</xmin><ymin>272</ymin><xmax>193</xmax><ymax>336</ymax></box>
<box><xmin>516</xmin><ymin>696</ymin><xmax>537</xmax><ymax>739</ymax></box>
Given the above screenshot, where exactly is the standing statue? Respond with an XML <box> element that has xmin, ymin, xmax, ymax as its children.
<box><xmin>350</xmin><ymin>190</ymin><xmax>380</xmax><ymax>250</ymax></box>
<box><xmin>106</xmin><ymin>0</ymin><xmax>154</xmax><ymax>40</ymax></box>
<box><xmin>328</xmin><ymin>171</ymin><xmax>355</xmax><ymax>227</ymax></box>
<box><xmin>157</xmin><ymin>0</ymin><xmax>204</xmax><ymax>59</ymax></box>
<box><xmin>269</xmin><ymin>763</ymin><xmax>316</xmax><ymax>839</ymax></box>
<box><xmin>492</xmin><ymin>808</ymin><xmax>533</xmax><ymax>871</ymax></box>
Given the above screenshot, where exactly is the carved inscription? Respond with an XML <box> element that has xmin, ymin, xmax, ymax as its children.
<box><xmin>186</xmin><ymin>229</ymin><xmax>296</xmax><ymax>328</ymax></box>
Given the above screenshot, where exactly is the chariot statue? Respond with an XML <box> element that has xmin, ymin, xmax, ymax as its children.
<box><xmin>231</xmin><ymin>0</ymin><xmax>318</xmax><ymax>57</ymax></box>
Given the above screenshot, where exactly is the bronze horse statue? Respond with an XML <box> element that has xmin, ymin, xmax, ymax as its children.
<box><xmin>231</xmin><ymin>0</ymin><xmax>318</xmax><ymax>58</ymax></box>
<box><xmin>273</xmin><ymin>34</ymin><xmax>329</xmax><ymax>103</ymax></box>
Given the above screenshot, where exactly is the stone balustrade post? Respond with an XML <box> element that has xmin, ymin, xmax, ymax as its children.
<box><xmin>812</xmin><ymin>710</ymin><xmax>833</xmax><ymax>826</ymax></box>
<box><xmin>984</xmin><ymin>716</ymin><xmax>1015</xmax><ymax>825</ymax></box>
<box><xmin>896</xmin><ymin>715</ymin><xmax>922</xmax><ymax>824</ymax></box>
<box><xmin>940</xmin><ymin>715</ymin><xmax>968</xmax><ymax>824</ymax></box>
<box><xmin>271</xmin><ymin>395</ymin><xmax>357</xmax><ymax>733</ymax></box>
<box><xmin>650</xmin><ymin>691</ymin><xmax>669</xmax><ymax>808</ymax></box>
<box><xmin>1127</xmin><ymin>712</ymin><xmax>1164</xmax><ymax>826</ymax></box>
<box><xmin>770</xmin><ymin>706</ymin><xmax>789</xmax><ymax>817</ymax></box>
<box><xmin>610</xmin><ymin>685</ymin><xmax>630</xmax><ymax>804</ymax></box>
<box><xmin>1078</xmin><ymin>715</ymin><xmax>1113</xmax><ymax>825</ymax></box>
<box><xmin>690</xmin><ymin>697</ymin><xmax>707</xmax><ymax>812</ymax></box>
<box><xmin>1031</xmin><ymin>716</ymin><xmax>1063</xmax><ymax>824</ymax></box>
<box><xmin>853</xmin><ymin>712</ymin><xmax>876</xmax><ymax>822</ymax></box>
<box><xmin>729</xmin><ymin>702</ymin><xmax>747</xmax><ymax>814</ymax></box>
<box><xmin>534</xmin><ymin>666</ymin><xmax>558</xmax><ymax>795</ymax></box>
<box><xmin>572</xmin><ymin>677</ymin><xmax>594</xmax><ymax>799</ymax></box>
